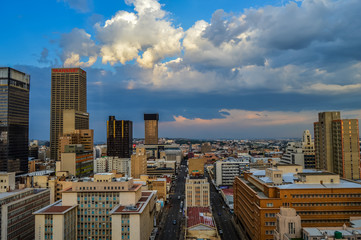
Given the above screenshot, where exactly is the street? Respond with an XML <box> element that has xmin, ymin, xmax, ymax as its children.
<box><xmin>205</xmin><ymin>171</ymin><xmax>242</xmax><ymax>240</ymax></box>
<box><xmin>157</xmin><ymin>159</ymin><xmax>187</xmax><ymax>240</ymax></box>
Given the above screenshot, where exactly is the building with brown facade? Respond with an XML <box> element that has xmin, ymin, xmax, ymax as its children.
<box><xmin>144</xmin><ymin>114</ymin><xmax>158</xmax><ymax>145</ymax></box>
<box><xmin>50</xmin><ymin>68</ymin><xmax>88</xmax><ymax>161</ymax></box>
<box><xmin>314</xmin><ymin>111</ymin><xmax>360</xmax><ymax>180</ymax></box>
<box><xmin>234</xmin><ymin>165</ymin><xmax>361</xmax><ymax>240</ymax></box>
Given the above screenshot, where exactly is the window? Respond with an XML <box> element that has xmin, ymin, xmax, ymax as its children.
<box><xmin>267</xmin><ymin>203</ymin><xmax>273</xmax><ymax>207</ymax></box>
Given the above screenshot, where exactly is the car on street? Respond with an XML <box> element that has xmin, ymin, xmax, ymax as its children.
<box><xmin>219</xmin><ymin>229</ymin><xmax>223</xmax><ymax>235</ymax></box>
<box><xmin>178</xmin><ymin>196</ymin><xmax>181</xmax><ymax>200</ymax></box>
<box><xmin>173</xmin><ymin>220</ymin><xmax>177</xmax><ymax>225</ymax></box>
<box><xmin>222</xmin><ymin>206</ymin><xmax>225</xmax><ymax>209</ymax></box>
<box><xmin>217</xmin><ymin>212</ymin><xmax>221</xmax><ymax>216</ymax></box>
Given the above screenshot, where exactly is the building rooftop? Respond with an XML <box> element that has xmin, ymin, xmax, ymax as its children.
<box><xmin>221</xmin><ymin>188</ymin><xmax>233</xmax><ymax>196</ymax></box>
<box><xmin>16</xmin><ymin>170</ymin><xmax>55</xmax><ymax>177</ymax></box>
<box><xmin>187</xmin><ymin>207</ymin><xmax>215</xmax><ymax>228</ymax></box>
<box><xmin>34</xmin><ymin>200</ymin><xmax>77</xmax><ymax>215</ymax></box>
<box><xmin>111</xmin><ymin>191</ymin><xmax>156</xmax><ymax>214</ymax></box>
<box><xmin>0</xmin><ymin>188</ymin><xmax>46</xmax><ymax>200</ymax></box>
<box><xmin>277</xmin><ymin>179</ymin><xmax>361</xmax><ymax>189</ymax></box>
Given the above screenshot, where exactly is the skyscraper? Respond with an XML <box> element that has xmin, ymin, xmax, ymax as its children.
<box><xmin>314</xmin><ymin>111</ymin><xmax>360</xmax><ymax>179</ymax></box>
<box><xmin>107</xmin><ymin>116</ymin><xmax>133</xmax><ymax>158</ymax></box>
<box><xmin>0</xmin><ymin>67</ymin><xmax>30</xmax><ymax>173</ymax></box>
<box><xmin>144</xmin><ymin>113</ymin><xmax>158</xmax><ymax>145</ymax></box>
<box><xmin>50</xmin><ymin>68</ymin><xmax>88</xmax><ymax>161</ymax></box>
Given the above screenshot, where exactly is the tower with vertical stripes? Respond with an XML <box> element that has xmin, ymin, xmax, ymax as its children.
<box><xmin>107</xmin><ymin>116</ymin><xmax>133</xmax><ymax>158</ymax></box>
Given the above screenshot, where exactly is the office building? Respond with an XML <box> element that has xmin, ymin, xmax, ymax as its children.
<box><xmin>0</xmin><ymin>188</ymin><xmax>50</xmax><ymax>240</ymax></box>
<box><xmin>50</xmin><ymin>68</ymin><xmax>88</xmax><ymax>161</ymax></box>
<box><xmin>214</xmin><ymin>158</ymin><xmax>250</xmax><ymax>186</ymax></box>
<box><xmin>58</xmin><ymin>144</ymin><xmax>93</xmax><ymax>177</ymax></box>
<box><xmin>314</xmin><ymin>112</ymin><xmax>360</xmax><ymax>179</ymax></box>
<box><xmin>144</xmin><ymin>114</ymin><xmax>158</xmax><ymax>145</ymax></box>
<box><xmin>59</xmin><ymin>128</ymin><xmax>93</xmax><ymax>161</ymax></box>
<box><xmin>0</xmin><ymin>67</ymin><xmax>30</xmax><ymax>173</ymax></box>
<box><xmin>107</xmin><ymin>116</ymin><xmax>133</xmax><ymax>158</ymax></box>
<box><xmin>34</xmin><ymin>174</ymin><xmax>157</xmax><ymax>240</ymax></box>
<box><xmin>131</xmin><ymin>148</ymin><xmax>147</xmax><ymax>178</ymax></box>
<box><xmin>302</xmin><ymin>130</ymin><xmax>316</xmax><ymax>169</ymax></box>
<box><xmin>233</xmin><ymin>165</ymin><xmax>361</xmax><ymax>240</ymax></box>
<box><xmin>94</xmin><ymin>156</ymin><xmax>131</xmax><ymax>176</ymax></box>
<box><xmin>0</xmin><ymin>172</ymin><xmax>15</xmax><ymax>193</ymax></box>
<box><xmin>185</xmin><ymin>177</ymin><xmax>210</xmax><ymax>208</ymax></box>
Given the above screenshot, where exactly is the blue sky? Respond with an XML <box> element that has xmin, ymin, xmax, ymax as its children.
<box><xmin>1</xmin><ymin>0</ymin><xmax>361</xmax><ymax>141</ymax></box>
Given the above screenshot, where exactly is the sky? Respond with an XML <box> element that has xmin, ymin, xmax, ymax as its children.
<box><xmin>2</xmin><ymin>0</ymin><xmax>361</xmax><ymax>142</ymax></box>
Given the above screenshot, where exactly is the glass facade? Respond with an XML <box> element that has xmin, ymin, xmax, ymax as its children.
<box><xmin>0</xmin><ymin>68</ymin><xmax>30</xmax><ymax>173</ymax></box>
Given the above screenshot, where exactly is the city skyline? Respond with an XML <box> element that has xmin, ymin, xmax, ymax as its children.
<box><xmin>2</xmin><ymin>0</ymin><xmax>361</xmax><ymax>141</ymax></box>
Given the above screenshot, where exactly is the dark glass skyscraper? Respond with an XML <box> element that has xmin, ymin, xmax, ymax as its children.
<box><xmin>107</xmin><ymin>116</ymin><xmax>133</xmax><ymax>158</ymax></box>
<box><xmin>0</xmin><ymin>67</ymin><xmax>30</xmax><ymax>173</ymax></box>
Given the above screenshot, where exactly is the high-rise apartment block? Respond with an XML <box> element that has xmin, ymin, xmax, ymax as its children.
<box><xmin>107</xmin><ymin>116</ymin><xmax>133</xmax><ymax>158</ymax></box>
<box><xmin>50</xmin><ymin>68</ymin><xmax>88</xmax><ymax>161</ymax></box>
<box><xmin>1</xmin><ymin>188</ymin><xmax>50</xmax><ymax>240</ymax></box>
<box><xmin>0</xmin><ymin>67</ymin><xmax>30</xmax><ymax>173</ymax></box>
<box><xmin>314</xmin><ymin>112</ymin><xmax>360</xmax><ymax>179</ymax></box>
<box><xmin>144</xmin><ymin>114</ymin><xmax>158</xmax><ymax>145</ymax></box>
<box><xmin>34</xmin><ymin>174</ymin><xmax>157</xmax><ymax>240</ymax></box>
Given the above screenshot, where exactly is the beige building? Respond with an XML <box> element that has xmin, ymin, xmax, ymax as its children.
<box><xmin>0</xmin><ymin>172</ymin><xmax>15</xmax><ymax>193</ymax></box>
<box><xmin>274</xmin><ymin>208</ymin><xmax>302</xmax><ymax>240</ymax></box>
<box><xmin>50</xmin><ymin>68</ymin><xmax>88</xmax><ymax>161</ymax></box>
<box><xmin>138</xmin><ymin>175</ymin><xmax>168</xmax><ymax>201</ymax></box>
<box><xmin>185</xmin><ymin>177</ymin><xmax>210</xmax><ymax>208</ymax></box>
<box><xmin>59</xmin><ymin>128</ymin><xmax>93</xmax><ymax>161</ymax></box>
<box><xmin>131</xmin><ymin>148</ymin><xmax>147</xmax><ymax>178</ymax></box>
<box><xmin>314</xmin><ymin>112</ymin><xmax>360</xmax><ymax>179</ymax></box>
<box><xmin>59</xmin><ymin>144</ymin><xmax>93</xmax><ymax>177</ymax></box>
<box><xmin>144</xmin><ymin>114</ymin><xmax>158</xmax><ymax>145</ymax></box>
<box><xmin>34</xmin><ymin>175</ymin><xmax>157</xmax><ymax>240</ymax></box>
<box><xmin>1</xmin><ymin>188</ymin><xmax>50</xmax><ymax>240</ymax></box>
<box><xmin>188</xmin><ymin>158</ymin><xmax>205</xmax><ymax>176</ymax></box>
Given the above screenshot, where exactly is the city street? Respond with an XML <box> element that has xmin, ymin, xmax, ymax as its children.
<box><xmin>205</xmin><ymin>171</ymin><xmax>243</xmax><ymax>240</ymax></box>
<box><xmin>157</xmin><ymin>159</ymin><xmax>187</xmax><ymax>240</ymax></box>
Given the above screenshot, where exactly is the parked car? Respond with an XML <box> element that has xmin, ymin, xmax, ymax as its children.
<box><xmin>219</xmin><ymin>229</ymin><xmax>223</xmax><ymax>235</ymax></box>
<box><xmin>173</xmin><ymin>220</ymin><xmax>177</xmax><ymax>225</ymax></box>
<box><xmin>178</xmin><ymin>196</ymin><xmax>181</xmax><ymax>200</ymax></box>
<box><xmin>218</xmin><ymin>212</ymin><xmax>221</xmax><ymax>216</ymax></box>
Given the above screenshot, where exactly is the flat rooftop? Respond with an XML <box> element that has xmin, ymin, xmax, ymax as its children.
<box><xmin>34</xmin><ymin>200</ymin><xmax>77</xmax><ymax>215</ymax></box>
<box><xmin>111</xmin><ymin>191</ymin><xmax>155</xmax><ymax>214</ymax></box>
